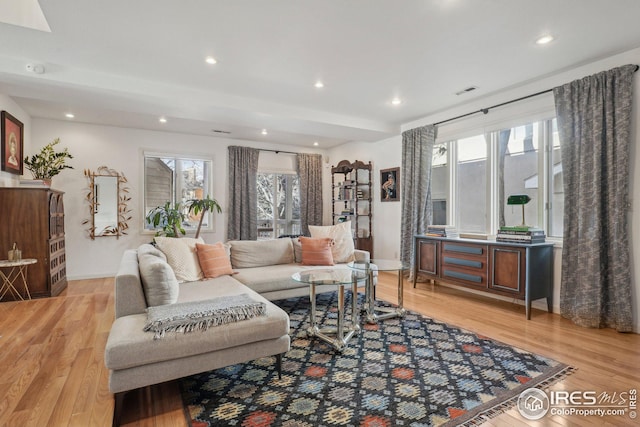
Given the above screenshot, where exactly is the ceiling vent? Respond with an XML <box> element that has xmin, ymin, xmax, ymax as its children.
<box><xmin>455</xmin><ymin>86</ymin><xmax>478</xmax><ymax>96</ymax></box>
<box><xmin>211</xmin><ymin>129</ymin><xmax>231</xmax><ymax>134</ymax></box>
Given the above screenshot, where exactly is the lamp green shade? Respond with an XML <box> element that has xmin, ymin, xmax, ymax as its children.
<box><xmin>507</xmin><ymin>194</ymin><xmax>531</xmax><ymax>205</ymax></box>
<box><xmin>507</xmin><ymin>194</ymin><xmax>531</xmax><ymax>227</ymax></box>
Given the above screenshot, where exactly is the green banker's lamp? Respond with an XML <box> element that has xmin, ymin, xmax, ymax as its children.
<box><xmin>507</xmin><ymin>194</ymin><xmax>531</xmax><ymax>227</ymax></box>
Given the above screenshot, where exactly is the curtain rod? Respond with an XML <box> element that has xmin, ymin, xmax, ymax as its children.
<box><xmin>259</xmin><ymin>148</ymin><xmax>299</xmax><ymax>155</ymax></box>
<box><xmin>433</xmin><ymin>64</ymin><xmax>640</xmax><ymax>127</ymax></box>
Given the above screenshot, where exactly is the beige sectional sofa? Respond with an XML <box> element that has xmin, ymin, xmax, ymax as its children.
<box><xmin>104</xmin><ymin>237</ymin><xmax>371</xmax><ymax>426</ymax></box>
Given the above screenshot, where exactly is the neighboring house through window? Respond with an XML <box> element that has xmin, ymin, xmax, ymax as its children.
<box><xmin>430</xmin><ymin>118</ymin><xmax>563</xmax><ymax>238</ymax></box>
<box><xmin>143</xmin><ymin>152</ymin><xmax>214</xmax><ymax>233</ymax></box>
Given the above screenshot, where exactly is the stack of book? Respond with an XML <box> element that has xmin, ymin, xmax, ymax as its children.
<box><xmin>496</xmin><ymin>226</ymin><xmax>546</xmax><ymax>243</ymax></box>
<box><xmin>425</xmin><ymin>225</ymin><xmax>458</xmax><ymax>238</ymax></box>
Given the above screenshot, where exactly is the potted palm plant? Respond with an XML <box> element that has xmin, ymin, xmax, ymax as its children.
<box><xmin>23</xmin><ymin>138</ymin><xmax>74</xmax><ymax>185</ymax></box>
<box><xmin>145</xmin><ymin>202</ymin><xmax>186</xmax><ymax>237</ymax></box>
<box><xmin>187</xmin><ymin>195</ymin><xmax>222</xmax><ymax>238</ymax></box>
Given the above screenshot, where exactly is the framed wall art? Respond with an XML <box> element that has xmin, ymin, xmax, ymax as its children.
<box><xmin>1</xmin><ymin>111</ymin><xmax>24</xmax><ymax>175</ymax></box>
<box><xmin>380</xmin><ymin>167</ymin><xmax>400</xmax><ymax>202</ymax></box>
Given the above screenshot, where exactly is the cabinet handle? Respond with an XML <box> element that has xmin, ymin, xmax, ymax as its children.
<box><xmin>443</xmin><ymin>269</ymin><xmax>482</xmax><ymax>283</ymax></box>
<box><xmin>443</xmin><ymin>257</ymin><xmax>482</xmax><ymax>269</ymax></box>
<box><xmin>444</xmin><ymin>244</ymin><xmax>484</xmax><ymax>255</ymax></box>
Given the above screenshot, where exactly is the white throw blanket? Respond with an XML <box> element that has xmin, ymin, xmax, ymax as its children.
<box><xmin>144</xmin><ymin>294</ymin><xmax>267</xmax><ymax>339</ymax></box>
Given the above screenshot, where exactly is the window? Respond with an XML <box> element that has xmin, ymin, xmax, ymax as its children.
<box><xmin>257</xmin><ymin>173</ymin><xmax>301</xmax><ymax>239</ymax></box>
<box><xmin>434</xmin><ymin>117</ymin><xmax>562</xmax><ymax>237</ymax></box>
<box><xmin>456</xmin><ymin>134</ymin><xmax>488</xmax><ymax>232</ymax></box>
<box><xmin>431</xmin><ymin>143</ymin><xmax>448</xmax><ymax>225</ymax></box>
<box><xmin>143</xmin><ymin>153</ymin><xmax>213</xmax><ymax>233</ymax></box>
<box><xmin>549</xmin><ymin>119</ymin><xmax>564</xmax><ymax>237</ymax></box>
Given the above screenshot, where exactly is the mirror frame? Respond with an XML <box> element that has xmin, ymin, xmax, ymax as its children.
<box><xmin>82</xmin><ymin>166</ymin><xmax>132</xmax><ymax>239</ymax></box>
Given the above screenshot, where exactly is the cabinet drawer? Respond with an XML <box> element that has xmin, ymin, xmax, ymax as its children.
<box><xmin>441</xmin><ymin>242</ymin><xmax>488</xmax><ymax>287</ymax></box>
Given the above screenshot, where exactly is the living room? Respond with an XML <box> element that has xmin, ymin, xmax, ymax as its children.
<box><xmin>1</xmin><ymin>2</ymin><xmax>640</xmax><ymax>426</ymax></box>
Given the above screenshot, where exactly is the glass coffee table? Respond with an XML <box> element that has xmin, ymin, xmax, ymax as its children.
<box><xmin>292</xmin><ymin>269</ymin><xmax>367</xmax><ymax>351</ymax></box>
<box><xmin>348</xmin><ymin>259</ymin><xmax>407</xmax><ymax>323</ymax></box>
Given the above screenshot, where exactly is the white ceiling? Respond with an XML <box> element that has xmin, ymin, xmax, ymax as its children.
<box><xmin>1</xmin><ymin>0</ymin><xmax>640</xmax><ymax>148</ymax></box>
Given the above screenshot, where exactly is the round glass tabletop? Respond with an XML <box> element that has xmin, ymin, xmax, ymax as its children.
<box><xmin>292</xmin><ymin>269</ymin><xmax>366</xmax><ymax>285</ymax></box>
<box><xmin>348</xmin><ymin>259</ymin><xmax>407</xmax><ymax>272</ymax></box>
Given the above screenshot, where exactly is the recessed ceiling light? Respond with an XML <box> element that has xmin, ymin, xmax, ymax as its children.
<box><xmin>65</xmin><ymin>113</ymin><xmax>74</xmax><ymax>119</ymax></box>
<box><xmin>261</xmin><ymin>129</ymin><xmax>268</xmax><ymax>135</ymax></box>
<box><xmin>391</xmin><ymin>97</ymin><xmax>402</xmax><ymax>106</ymax></box>
<box><xmin>159</xmin><ymin>117</ymin><xmax>167</xmax><ymax>123</ymax></box>
<box><xmin>314</xmin><ymin>81</ymin><xmax>324</xmax><ymax>89</ymax></box>
<box><xmin>313</xmin><ymin>141</ymin><xmax>319</xmax><ymax>146</ymax></box>
<box><xmin>205</xmin><ymin>56</ymin><xmax>217</xmax><ymax>65</ymax></box>
<box><xmin>536</xmin><ymin>35</ymin><xmax>554</xmax><ymax>45</ymax></box>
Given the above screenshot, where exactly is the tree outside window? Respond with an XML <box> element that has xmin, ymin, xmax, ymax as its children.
<box><xmin>257</xmin><ymin>173</ymin><xmax>300</xmax><ymax>239</ymax></box>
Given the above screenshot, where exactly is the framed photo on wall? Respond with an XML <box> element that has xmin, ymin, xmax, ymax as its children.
<box><xmin>380</xmin><ymin>167</ymin><xmax>400</xmax><ymax>202</ymax></box>
<box><xmin>1</xmin><ymin>111</ymin><xmax>24</xmax><ymax>175</ymax></box>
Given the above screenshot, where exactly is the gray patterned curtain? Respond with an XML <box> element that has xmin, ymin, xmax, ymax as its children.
<box><xmin>553</xmin><ymin>64</ymin><xmax>635</xmax><ymax>331</ymax></box>
<box><xmin>227</xmin><ymin>146</ymin><xmax>259</xmax><ymax>240</ymax></box>
<box><xmin>400</xmin><ymin>125</ymin><xmax>437</xmax><ymax>273</ymax></box>
<box><xmin>297</xmin><ymin>153</ymin><xmax>323</xmax><ymax>236</ymax></box>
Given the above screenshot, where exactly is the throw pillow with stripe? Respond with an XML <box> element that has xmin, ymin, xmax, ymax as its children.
<box><xmin>299</xmin><ymin>237</ymin><xmax>335</xmax><ymax>266</ymax></box>
<box><xmin>196</xmin><ymin>242</ymin><xmax>234</xmax><ymax>278</ymax></box>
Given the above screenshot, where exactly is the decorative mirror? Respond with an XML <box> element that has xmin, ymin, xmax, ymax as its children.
<box><xmin>83</xmin><ymin>166</ymin><xmax>132</xmax><ymax>239</ymax></box>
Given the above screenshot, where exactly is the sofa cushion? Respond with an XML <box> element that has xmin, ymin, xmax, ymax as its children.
<box><xmin>229</xmin><ymin>239</ymin><xmax>294</xmax><ymax>268</ymax></box>
<box><xmin>105</xmin><ymin>277</ymin><xmax>289</xmax><ymax>371</ymax></box>
<box><xmin>195</xmin><ymin>242</ymin><xmax>234</xmax><ymax>278</ymax></box>
<box><xmin>138</xmin><ymin>252</ymin><xmax>179</xmax><ymax>307</ymax></box>
<box><xmin>154</xmin><ymin>237</ymin><xmax>204</xmax><ymax>283</ymax></box>
<box><xmin>299</xmin><ymin>237</ymin><xmax>334</xmax><ymax>266</ymax></box>
<box><xmin>309</xmin><ymin>221</ymin><xmax>355</xmax><ymax>263</ymax></box>
<box><xmin>138</xmin><ymin>243</ymin><xmax>167</xmax><ymax>262</ymax></box>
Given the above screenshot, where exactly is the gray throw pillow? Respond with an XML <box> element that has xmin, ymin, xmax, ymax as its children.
<box><xmin>139</xmin><ymin>253</ymin><xmax>179</xmax><ymax>307</ymax></box>
<box><xmin>138</xmin><ymin>243</ymin><xmax>167</xmax><ymax>262</ymax></box>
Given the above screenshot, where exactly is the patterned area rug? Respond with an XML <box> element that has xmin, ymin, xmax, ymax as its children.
<box><xmin>180</xmin><ymin>292</ymin><xmax>573</xmax><ymax>426</ymax></box>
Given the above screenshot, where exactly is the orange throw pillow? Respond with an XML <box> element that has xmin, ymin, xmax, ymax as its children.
<box><xmin>195</xmin><ymin>242</ymin><xmax>234</xmax><ymax>278</ymax></box>
<box><xmin>299</xmin><ymin>237</ymin><xmax>335</xmax><ymax>266</ymax></box>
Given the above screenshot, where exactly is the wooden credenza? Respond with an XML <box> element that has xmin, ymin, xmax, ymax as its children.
<box><xmin>413</xmin><ymin>235</ymin><xmax>554</xmax><ymax>319</ymax></box>
<box><xmin>0</xmin><ymin>188</ymin><xmax>67</xmax><ymax>299</ymax></box>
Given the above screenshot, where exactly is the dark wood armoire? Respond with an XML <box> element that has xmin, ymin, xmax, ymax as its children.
<box><xmin>0</xmin><ymin>187</ymin><xmax>67</xmax><ymax>299</ymax></box>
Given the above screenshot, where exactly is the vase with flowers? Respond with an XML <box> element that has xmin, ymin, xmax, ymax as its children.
<box><xmin>23</xmin><ymin>138</ymin><xmax>74</xmax><ymax>186</ymax></box>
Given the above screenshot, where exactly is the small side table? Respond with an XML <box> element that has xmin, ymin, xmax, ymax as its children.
<box><xmin>0</xmin><ymin>258</ymin><xmax>37</xmax><ymax>301</ymax></box>
<box><xmin>292</xmin><ymin>269</ymin><xmax>366</xmax><ymax>351</ymax></box>
<box><xmin>349</xmin><ymin>259</ymin><xmax>407</xmax><ymax>323</ymax></box>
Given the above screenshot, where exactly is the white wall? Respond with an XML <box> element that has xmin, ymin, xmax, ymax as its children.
<box><xmin>325</xmin><ymin>138</ymin><xmax>402</xmax><ymax>260</ymax></box>
<box><xmin>330</xmin><ymin>46</ymin><xmax>640</xmax><ymax>332</ymax></box>
<box><xmin>0</xmin><ymin>95</ymin><xmax>31</xmax><ymax>186</ymax></box>
<box><xmin>30</xmin><ymin>119</ymin><xmax>324</xmax><ymax>280</ymax></box>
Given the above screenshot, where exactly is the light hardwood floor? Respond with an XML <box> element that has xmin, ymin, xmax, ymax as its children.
<box><xmin>0</xmin><ymin>273</ymin><xmax>638</xmax><ymax>426</ymax></box>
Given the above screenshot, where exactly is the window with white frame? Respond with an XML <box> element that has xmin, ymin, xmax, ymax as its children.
<box><xmin>257</xmin><ymin>172</ymin><xmax>301</xmax><ymax>239</ymax></box>
<box><xmin>433</xmin><ymin>117</ymin><xmax>563</xmax><ymax>238</ymax></box>
<box><xmin>143</xmin><ymin>153</ymin><xmax>214</xmax><ymax>233</ymax></box>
